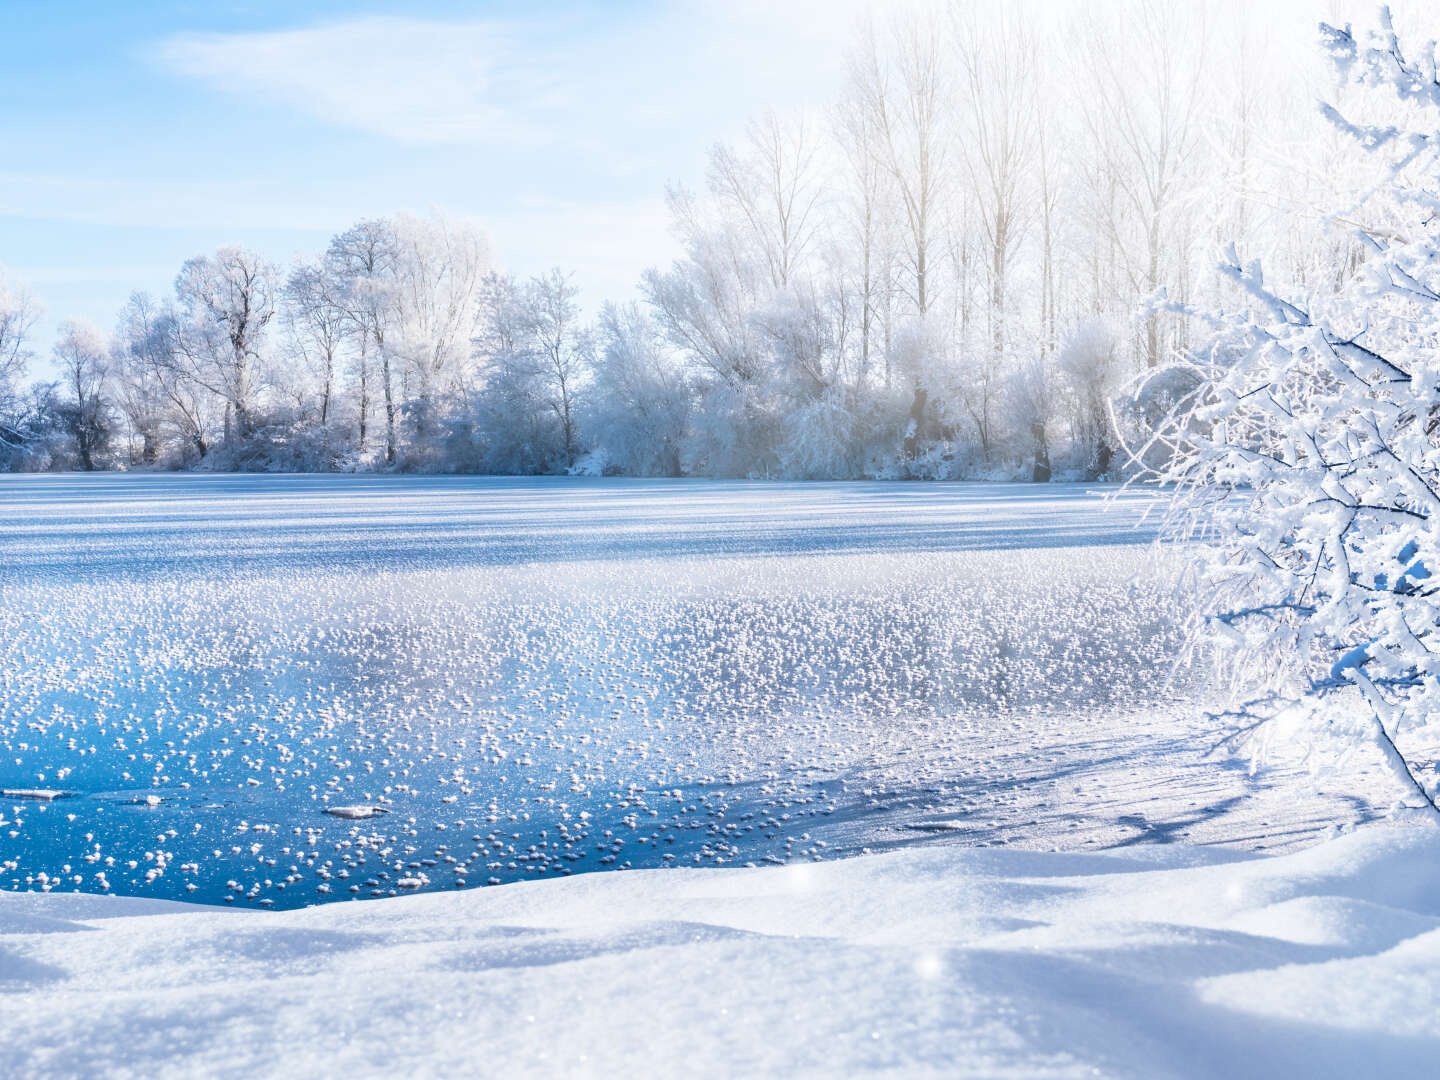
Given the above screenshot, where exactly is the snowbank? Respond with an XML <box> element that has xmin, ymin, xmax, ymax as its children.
<box><xmin>4</xmin><ymin>825</ymin><xmax>1439</xmax><ymax>1078</ymax></box>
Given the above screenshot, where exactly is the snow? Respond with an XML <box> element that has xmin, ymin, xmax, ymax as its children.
<box><xmin>2</xmin><ymin>823</ymin><xmax>1437</xmax><ymax>1078</ymax></box>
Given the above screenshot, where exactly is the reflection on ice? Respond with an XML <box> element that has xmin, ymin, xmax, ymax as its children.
<box><xmin>1</xmin><ymin>475</ymin><xmax>1213</xmax><ymax>909</ymax></box>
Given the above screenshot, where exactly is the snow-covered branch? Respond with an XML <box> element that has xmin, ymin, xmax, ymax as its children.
<box><xmin>1150</xmin><ymin>7</ymin><xmax>1440</xmax><ymax>817</ymax></box>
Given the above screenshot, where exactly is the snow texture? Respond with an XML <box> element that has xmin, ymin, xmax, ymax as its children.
<box><xmin>2</xmin><ymin>824</ymin><xmax>1438</xmax><ymax>1078</ymax></box>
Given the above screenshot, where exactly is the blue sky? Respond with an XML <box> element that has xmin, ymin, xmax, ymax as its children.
<box><xmin>1</xmin><ymin>0</ymin><xmax>869</xmax><ymax>369</ymax></box>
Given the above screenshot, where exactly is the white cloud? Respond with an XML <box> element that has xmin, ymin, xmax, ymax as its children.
<box><xmin>152</xmin><ymin>17</ymin><xmax>537</xmax><ymax>146</ymax></box>
<box><xmin>147</xmin><ymin>2</ymin><xmax>898</xmax><ymax>153</ymax></box>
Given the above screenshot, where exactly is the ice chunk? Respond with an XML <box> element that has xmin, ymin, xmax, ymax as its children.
<box><xmin>323</xmin><ymin>805</ymin><xmax>390</xmax><ymax>820</ymax></box>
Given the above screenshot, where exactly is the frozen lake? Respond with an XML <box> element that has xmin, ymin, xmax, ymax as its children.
<box><xmin>0</xmin><ymin>476</ymin><xmax>1384</xmax><ymax>908</ymax></box>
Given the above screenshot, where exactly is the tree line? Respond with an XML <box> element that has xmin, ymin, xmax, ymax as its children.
<box><xmin>0</xmin><ymin>2</ymin><xmax>1336</xmax><ymax>479</ymax></box>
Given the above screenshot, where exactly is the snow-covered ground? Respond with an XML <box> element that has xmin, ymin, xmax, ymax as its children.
<box><xmin>2</xmin><ymin>475</ymin><xmax>1433</xmax><ymax>1076</ymax></box>
<box><xmin>3</xmin><ymin>824</ymin><xmax>1439</xmax><ymax>1078</ymax></box>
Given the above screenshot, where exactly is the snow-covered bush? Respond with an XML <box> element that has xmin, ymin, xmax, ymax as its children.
<box><xmin>195</xmin><ymin>408</ymin><xmax>348</xmax><ymax>473</ymax></box>
<box><xmin>1151</xmin><ymin>10</ymin><xmax>1440</xmax><ymax>814</ymax></box>
<box><xmin>682</xmin><ymin>381</ymin><xmax>782</xmax><ymax>478</ymax></box>
<box><xmin>584</xmin><ymin>303</ymin><xmax>690</xmax><ymax>477</ymax></box>
<box><xmin>0</xmin><ymin>385</ymin><xmax>65</xmax><ymax>472</ymax></box>
<box><xmin>778</xmin><ymin>386</ymin><xmax>861</xmax><ymax>479</ymax></box>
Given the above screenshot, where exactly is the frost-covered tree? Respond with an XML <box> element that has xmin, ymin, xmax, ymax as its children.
<box><xmin>643</xmin><ymin>189</ymin><xmax>779</xmax><ymax>475</ymax></box>
<box><xmin>851</xmin><ymin>13</ymin><xmax>948</xmax><ymax>319</ymax></box>
<box><xmin>112</xmin><ymin>294</ymin><xmax>167</xmax><ymax>465</ymax></box>
<box><xmin>389</xmin><ymin>211</ymin><xmax>492</xmax><ymax>442</ymax></box>
<box><xmin>832</xmin><ymin>72</ymin><xmax>896</xmax><ymax>390</ymax></box>
<box><xmin>471</xmin><ymin>271</ymin><xmax>589</xmax><ymax>474</ymax></box>
<box><xmin>172</xmin><ymin>247</ymin><xmax>278</xmax><ymax>441</ymax></box>
<box><xmin>283</xmin><ymin>262</ymin><xmax>349</xmax><ymax>430</ymax></box>
<box><xmin>1007</xmin><ymin>349</ymin><xmax>1054</xmax><ymax>483</ymax></box>
<box><xmin>526</xmin><ymin>269</ymin><xmax>588</xmax><ymax>470</ymax></box>
<box><xmin>1072</xmin><ymin>0</ymin><xmax>1210</xmax><ymax>370</ymax></box>
<box><xmin>645</xmin><ymin>187</ymin><xmax>769</xmax><ymax>389</ymax></box>
<box><xmin>0</xmin><ymin>5</ymin><xmax>1328</xmax><ymax>480</ymax></box>
<box><xmin>1151</xmin><ymin>10</ymin><xmax>1440</xmax><ymax>814</ymax></box>
<box><xmin>763</xmin><ymin>280</ymin><xmax>865</xmax><ymax>479</ymax></box>
<box><xmin>0</xmin><ymin>265</ymin><xmax>41</xmax><ymax>457</ymax></box>
<box><xmin>586</xmin><ymin>302</ymin><xmax>690</xmax><ymax>476</ymax></box>
<box><xmin>114</xmin><ymin>292</ymin><xmax>211</xmax><ymax>462</ymax></box>
<box><xmin>52</xmin><ymin>319</ymin><xmax>114</xmax><ymax>470</ymax></box>
<box><xmin>326</xmin><ymin>219</ymin><xmax>400</xmax><ymax>463</ymax></box>
<box><xmin>954</xmin><ymin>9</ymin><xmax>1037</xmax><ymax>391</ymax></box>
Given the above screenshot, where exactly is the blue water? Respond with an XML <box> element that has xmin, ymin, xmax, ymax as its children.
<box><xmin>0</xmin><ymin>475</ymin><xmax>1188</xmax><ymax>908</ymax></box>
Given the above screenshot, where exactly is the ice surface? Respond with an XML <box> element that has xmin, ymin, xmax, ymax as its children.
<box><xmin>0</xmin><ymin>475</ymin><xmax>1406</xmax><ymax>910</ymax></box>
<box><xmin>1</xmin><ymin>824</ymin><xmax>1436</xmax><ymax>1078</ymax></box>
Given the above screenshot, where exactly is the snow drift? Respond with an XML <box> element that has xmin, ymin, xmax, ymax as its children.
<box><xmin>3</xmin><ymin>824</ymin><xmax>1438</xmax><ymax>1078</ymax></box>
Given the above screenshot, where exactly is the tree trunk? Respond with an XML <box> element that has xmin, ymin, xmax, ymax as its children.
<box><xmin>381</xmin><ymin>351</ymin><xmax>396</xmax><ymax>465</ymax></box>
<box><xmin>1031</xmin><ymin>419</ymin><xmax>1050</xmax><ymax>483</ymax></box>
<box><xmin>903</xmin><ymin>387</ymin><xmax>928</xmax><ymax>462</ymax></box>
<box><xmin>358</xmin><ymin>350</ymin><xmax>370</xmax><ymax>449</ymax></box>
